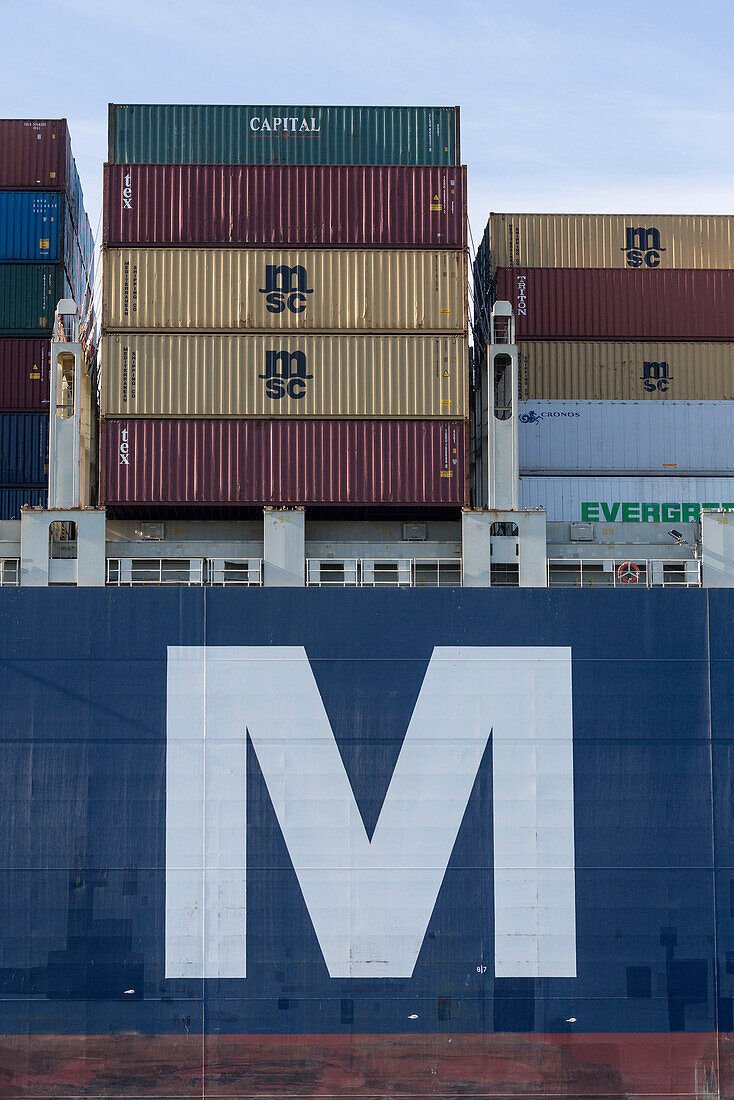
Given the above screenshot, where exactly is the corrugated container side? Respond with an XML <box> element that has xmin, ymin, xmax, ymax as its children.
<box><xmin>519</xmin><ymin>400</ymin><xmax>734</xmax><ymax>474</ymax></box>
<box><xmin>0</xmin><ymin>192</ymin><xmax>63</xmax><ymax>260</ymax></box>
<box><xmin>101</xmin><ymin>334</ymin><xmax>469</xmax><ymax>419</ymax></box>
<box><xmin>497</xmin><ymin>268</ymin><xmax>734</xmax><ymax>339</ymax></box>
<box><xmin>64</xmin><ymin>223</ymin><xmax>94</xmax><ymax>310</ymax></box>
<box><xmin>0</xmin><ymin>338</ymin><xmax>50</xmax><ymax>409</ymax></box>
<box><xmin>485</xmin><ymin>213</ymin><xmax>734</xmax><ymax>269</ymax></box>
<box><xmin>0</xmin><ymin>264</ymin><xmax>71</xmax><ymax>333</ymax></box>
<box><xmin>103</xmin><ymin>164</ymin><xmax>467</xmax><ymax>248</ymax></box>
<box><xmin>517</xmin><ymin>341</ymin><xmax>734</xmax><ymax>400</ymax></box>
<box><xmin>0</xmin><ymin>412</ymin><xmax>48</xmax><ymax>485</ymax></box>
<box><xmin>64</xmin><ymin>132</ymin><xmax>95</xmax><ymax>266</ymax></box>
<box><xmin>108</xmin><ymin>104</ymin><xmax>459</xmax><ymax>165</ymax></box>
<box><xmin>0</xmin><ymin>120</ymin><xmax>93</xmax><ymax>260</ymax></box>
<box><xmin>0</xmin><ymin>119</ymin><xmax>67</xmax><ymax>187</ymax></box>
<box><xmin>520</xmin><ymin>474</ymin><xmax>734</xmax><ymax>521</ymax></box>
<box><xmin>0</xmin><ymin>194</ymin><xmax>94</xmax><ymax>306</ymax></box>
<box><xmin>102</xmin><ymin>248</ymin><xmax>467</xmax><ymax>333</ymax></box>
<box><xmin>0</xmin><ymin>485</ymin><xmax>46</xmax><ymax>519</ymax></box>
<box><xmin>100</xmin><ymin>418</ymin><xmax>467</xmax><ymax>506</ymax></box>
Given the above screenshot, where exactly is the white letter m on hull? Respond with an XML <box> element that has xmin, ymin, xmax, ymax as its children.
<box><xmin>166</xmin><ymin>646</ymin><xmax>575</xmax><ymax>980</ymax></box>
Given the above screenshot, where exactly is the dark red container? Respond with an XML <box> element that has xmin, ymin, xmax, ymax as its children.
<box><xmin>0</xmin><ymin>120</ymin><xmax>90</xmax><ymax>248</ymax></box>
<box><xmin>496</xmin><ymin>267</ymin><xmax>734</xmax><ymax>339</ymax></box>
<box><xmin>103</xmin><ymin>164</ymin><xmax>467</xmax><ymax>248</ymax></box>
<box><xmin>0</xmin><ymin>119</ymin><xmax>67</xmax><ymax>187</ymax></box>
<box><xmin>0</xmin><ymin>339</ymin><xmax>50</xmax><ymax>410</ymax></box>
<box><xmin>101</xmin><ymin>419</ymin><xmax>467</xmax><ymax>506</ymax></box>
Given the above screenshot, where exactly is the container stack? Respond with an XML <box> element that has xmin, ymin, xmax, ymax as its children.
<box><xmin>0</xmin><ymin>119</ymin><xmax>95</xmax><ymax>519</ymax></box>
<box><xmin>100</xmin><ymin>104</ymin><xmax>468</xmax><ymax>511</ymax></box>
<box><xmin>473</xmin><ymin>213</ymin><xmax>734</xmax><ymax>521</ymax></box>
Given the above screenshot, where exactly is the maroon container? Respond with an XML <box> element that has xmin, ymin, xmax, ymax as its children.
<box><xmin>0</xmin><ymin>119</ymin><xmax>90</xmax><ymax>250</ymax></box>
<box><xmin>101</xmin><ymin>419</ymin><xmax>467</xmax><ymax>506</ymax></box>
<box><xmin>103</xmin><ymin>164</ymin><xmax>467</xmax><ymax>248</ymax></box>
<box><xmin>0</xmin><ymin>339</ymin><xmax>50</xmax><ymax>410</ymax></box>
<box><xmin>0</xmin><ymin>119</ymin><xmax>68</xmax><ymax>187</ymax></box>
<box><xmin>496</xmin><ymin>267</ymin><xmax>734</xmax><ymax>339</ymax></box>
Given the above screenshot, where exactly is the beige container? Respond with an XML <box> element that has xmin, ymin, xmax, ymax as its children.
<box><xmin>103</xmin><ymin>248</ymin><xmax>467</xmax><ymax>332</ymax></box>
<box><xmin>102</xmin><ymin>333</ymin><xmax>468</xmax><ymax>418</ymax></box>
<box><xmin>487</xmin><ymin>214</ymin><xmax>734</xmax><ymax>269</ymax></box>
<box><xmin>519</xmin><ymin>341</ymin><xmax>734</xmax><ymax>401</ymax></box>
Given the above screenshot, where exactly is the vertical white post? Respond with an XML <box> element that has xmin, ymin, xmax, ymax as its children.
<box><xmin>488</xmin><ymin>301</ymin><xmax>519</xmax><ymax>511</ymax></box>
<box><xmin>48</xmin><ymin>299</ymin><xmax>82</xmax><ymax>509</ymax></box>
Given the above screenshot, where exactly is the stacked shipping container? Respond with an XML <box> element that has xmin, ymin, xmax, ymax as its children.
<box><xmin>0</xmin><ymin>120</ymin><xmax>95</xmax><ymax>518</ymax></box>
<box><xmin>100</xmin><ymin>105</ymin><xmax>468</xmax><ymax>509</ymax></box>
<box><xmin>473</xmin><ymin>213</ymin><xmax>734</xmax><ymax>520</ymax></box>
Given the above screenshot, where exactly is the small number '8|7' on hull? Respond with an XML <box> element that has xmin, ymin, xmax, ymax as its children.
<box><xmin>0</xmin><ymin>587</ymin><xmax>733</xmax><ymax>1097</ymax></box>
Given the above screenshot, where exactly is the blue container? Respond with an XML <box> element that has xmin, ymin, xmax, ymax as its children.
<box><xmin>0</xmin><ymin>588</ymin><xmax>730</xmax><ymax>1095</ymax></box>
<box><xmin>0</xmin><ymin>121</ymin><xmax>94</xmax><ymax>268</ymax></box>
<box><xmin>0</xmin><ymin>411</ymin><xmax>48</xmax><ymax>484</ymax></box>
<box><xmin>0</xmin><ymin>192</ymin><xmax>62</xmax><ymax>260</ymax></box>
<box><xmin>0</xmin><ymin>485</ymin><xmax>46</xmax><ymax>518</ymax></box>
<box><xmin>0</xmin><ymin>192</ymin><xmax>93</xmax><ymax>307</ymax></box>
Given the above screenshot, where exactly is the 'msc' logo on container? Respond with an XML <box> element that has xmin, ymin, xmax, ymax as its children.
<box><xmin>258</xmin><ymin>264</ymin><xmax>314</xmax><ymax>315</ymax></box>
<box><xmin>621</xmin><ymin>226</ymin><xmax>665</xmax><ymax>268</ymax></box>
<box><xmin>259</xmin><ymin>350</ymin><xmax>314</xmax><ymax>399</ymax></box>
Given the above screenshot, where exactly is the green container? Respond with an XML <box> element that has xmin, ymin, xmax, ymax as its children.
<box><xmin>108</xmin><ymin>104</ymin><xmax>460</xmax><ymax>166</ymax></box>
<box><xmin>0</xmin><ymin>264</ymin><xmax>71</xmax><ymax>335</ymax></box>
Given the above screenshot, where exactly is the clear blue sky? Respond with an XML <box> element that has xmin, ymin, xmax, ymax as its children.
<box><xmin>1</xmin><ymin>0</ymin><xmax>732</xmax><ymax>251</ymax></box>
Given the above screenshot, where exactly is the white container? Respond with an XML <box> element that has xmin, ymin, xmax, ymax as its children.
<box><xmin>519</xmin><ymin>475</ymin><xmax>734</xmax><ymax>523</ymax></box>
<box><xmin>519</xmin><ymin>400</ymin><xmax>734</xmax><ymax>475</ymax></box>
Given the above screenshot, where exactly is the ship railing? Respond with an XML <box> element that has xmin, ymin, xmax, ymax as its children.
<box><xmin>306</xmin><ymin>558</ymin><xmax>462</xmax><ymax>587</ymax></box>
<box><xmin>106</xmin><ymin>558</ymin><xmax>264</xmax><ymax>586</ymax></box>
<box><xmin>547</xmin><ymin>557</ymin><xmax>701</xmax><ymax>589</ymax></box>
<box><xmin>306</xmin><ymin>558</ymin><xmax>360</xmax><ymax>586</ymax></box>
<box><xmin>107</xmin><ymin>557</ymin><xmax>204</xmax><ymax>586</ymax></box>
<box><xmin>0</xmin><ymin>558</ymin><xmax>20</xmax><ymax>586</ymax></box>
<box><xmin>205</xmin><ymin>558</ymin><xmax>263</xmax><ymax>586</ymax></box>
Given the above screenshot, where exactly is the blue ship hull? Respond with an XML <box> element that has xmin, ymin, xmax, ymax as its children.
<box><xmin>0</xmin><ymin>587</ymin><xmax>731</xmax><ymax>1097</ymax></box>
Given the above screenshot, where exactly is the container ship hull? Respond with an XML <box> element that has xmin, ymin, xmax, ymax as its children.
<box><xmin>0</xmin><ymin>586</ymin><xmax>732</xmax><ymax>1097</ymax></box>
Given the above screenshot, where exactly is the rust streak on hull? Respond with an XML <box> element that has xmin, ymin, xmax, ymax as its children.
<box><xmin>0</xmin><ymin>1032</ymin><xmax>723</xmax><ymax>1098</ymax></box>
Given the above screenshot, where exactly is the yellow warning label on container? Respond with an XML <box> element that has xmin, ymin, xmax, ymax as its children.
<box><xmin>430</xmin><ymin>193</ymin><xmax>442</xmax><ymax>210</ymax></box>
<box><xmin>443</xmin><ymin>370</ymin><xmax>450</xmax><ymax>376</ymax></box>
<box><xmin>30</xmin><ymin>370</ymin><xmax>40</xmax><ymax>379</ymax></box>
<box><xmin>441</xmin><ymin>398</ymin><xmax>452</xmax><ymax>405</ymax></box>
<box><xmin>441</xmin><ymin>308</ymin><xmax>451</xmax><ymax>314</ymax></box>
<box><xmin>440</xmin><ymin>471</ymin><xmax>453</xmax><ymax>478</ymax></box>
<box><xmin>39</xmin><ymin>238</ymin><xmax>49</xmax><ymax>249</ymax></box>
<box><xmin>49</xmin><ymin>171</ymin><xmax>56</xmax><ymax>177</ymax></box>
